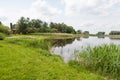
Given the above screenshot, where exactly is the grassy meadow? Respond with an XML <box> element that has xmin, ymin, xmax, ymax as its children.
<box><xmin>0</xmin><ymin>35</ymin><xmax>104</xmax><ymax>80</ymax></box>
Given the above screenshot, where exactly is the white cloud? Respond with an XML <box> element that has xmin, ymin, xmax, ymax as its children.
<box><xmin>63</xmin><ymin>0</ymin><xmax>120</xmax><ymax>16</ymax></box>
<box><xmin>0</xmin><ymin>0</ymin><xmax>61</xmax><ymax>26</ymax></box>
<box><xmin>0</xmin><ymin>0</ymin><xmax>120</xmax><ymax>33</ymax></box>
<box><xmin>31</xmin><ymin>0</ymin><xmax>61</xmax><ymax>17</ymax></box>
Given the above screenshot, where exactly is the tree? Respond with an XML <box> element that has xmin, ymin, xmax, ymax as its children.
<box><xmin>66</xmin><ymin>26</ymin><xmax>75</xmax><ymax>33</ymax></box>
<box><xmin>83</xmin><ymin>31</ymin><xmax>89</xmax><ymax>35</ymax></box>
<box><xmin>30</xmin><ymin>19</ymin><xmax>43</xmax><ymax>28</ymax></box>
<box><xmin>15</xmin><ymin>17</ymin><xmax>77</xmax><ymax>34</ymax></box>
<box><xmin>50</xmin><ymin>22</ymin><xmax>56</xmax><ymax>29</ymax></box>
<box><xmin>43</xmin><ymin>22</ymin><xmax>48</xmax><ymax>28</ymax></box>
<box><xmin>109</xmin><ymin>31</ymin><xmax>120</xmax><ymax>35</ymax></box>
<box><xmin>17</xmin><ymin>17</ymin><xmax>30</xmax><ymax>34</ymax></box>
<box><xmin>97</xmin><ymin>32</ymin><xmax>105</xmax><ymax>36</ymax></box>
<box><xmin>76</xmin><ymin>30</ymin><xmax>82</xmax><ymax>34</ymax></box>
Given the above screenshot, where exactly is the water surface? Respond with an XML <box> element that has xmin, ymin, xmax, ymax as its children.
<box><xmin>51</xmin><ymin>37</ymin><xmax>120</xmax><ymax>62</ymax></box>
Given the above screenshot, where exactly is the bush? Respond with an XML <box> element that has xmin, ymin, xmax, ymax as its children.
<box><xmin>0</xmin><ymin>24</ymin><xmax>10</xmax><ymax>35</ymax></box>
<box><xmin>0</xmin><ymin>33</ymin><xmax>6</xmax><ymax>40</ymax></box>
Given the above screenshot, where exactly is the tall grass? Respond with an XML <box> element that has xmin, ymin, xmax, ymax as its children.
<box><xmin>75</xmin><ymin>44</ymin><xmax>120</xmax><ymax>80</ymax></box>
<box><xmin>7</xmin><ymin>38</ymin><xmax>51</xmax><ymax>50</ymax></box>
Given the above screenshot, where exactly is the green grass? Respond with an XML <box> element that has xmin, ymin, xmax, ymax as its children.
<box><xmin>0</xmin><ymin>37</ymin><xmax>104</xmax><ymax>80</ymax></box>
<box><xmin>75</xmin><ymin>44</ymin><xmax>120</xmax><ymax>80</ymax></box>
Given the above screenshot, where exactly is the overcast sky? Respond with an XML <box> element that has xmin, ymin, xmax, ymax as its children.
<box><xmin>0</xmin><ymin>0</ymin><xmax>120</xmax><ymax>33</ymax></box>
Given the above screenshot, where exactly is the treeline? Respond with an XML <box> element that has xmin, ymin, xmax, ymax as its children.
<box><xmin>11</xmin><ymin>17</ymin><xmax>77</xmax><ymax>34</ymax></box>
<box><xmin>109</xmin><ymin>31</ymin><xmax>120</xmax><ymax>35</ymax></box>
<box><xmin>0</xmin><ymin>17</ymin><xmax>120</xmax><ymax>35</ymax></box>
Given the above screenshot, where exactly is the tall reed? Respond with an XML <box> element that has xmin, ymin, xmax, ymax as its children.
<box><xmin>75</xmin><ymin>44</ymin><xmax>120</xmax><ymax>79</ymax></box>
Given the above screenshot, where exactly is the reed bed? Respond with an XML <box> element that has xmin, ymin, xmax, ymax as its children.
<box><xmin>75</xmin><ymin>44</ymin><xmax>120</xmax><ymax>79</ymax></box>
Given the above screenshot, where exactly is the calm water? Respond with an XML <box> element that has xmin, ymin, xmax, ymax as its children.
<box><xmin>50</xmin><ymin>37</ymin><xmax>120</xmax><ymax>62</ymax></box>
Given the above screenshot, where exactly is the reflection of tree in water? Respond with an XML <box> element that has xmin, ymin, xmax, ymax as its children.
<box><xmin>82</xmin><ymin>35</ymin><xmax>89</xmax><ymax>38</ymax></box>
<box><xmin>76</xmin><ymin>37</ymin><xmax>81</xmax><ymax>41</ymax></box>
<box><xmin>97</xmin><ymin>36</ymin><xmax>105</xmax><ymax>38</ymax></box>
<box><xmin>48</xmin><ymin>38</ymin><xmax>75</xmax><ymax>47</ymax></box>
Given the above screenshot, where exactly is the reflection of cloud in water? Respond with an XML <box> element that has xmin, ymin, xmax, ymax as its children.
<box><xmin>51</xmin><ymin>37</ymin><xmax>120</xmax><ymax>62</ymax></box>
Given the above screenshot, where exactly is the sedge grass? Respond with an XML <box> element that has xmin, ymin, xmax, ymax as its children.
<box><xmin>75</xmin><ymin>44</ymin><xmax>120</xmax><ymax>80</ymax></box>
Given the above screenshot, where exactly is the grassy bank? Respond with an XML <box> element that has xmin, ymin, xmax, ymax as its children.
<box><xmin>75</xmin><ymin>44</ymin><xmax>120</xmax><ymax>80</ymax></box>
<box><xmin>0</xmin><ymin>37</ymin><xmax>104</xmax><ymax>80</ymax></box>
<box><xmin>30</xmin><ymin>33</ymin><xmax>82</xmax><ymax>39</ymax></box>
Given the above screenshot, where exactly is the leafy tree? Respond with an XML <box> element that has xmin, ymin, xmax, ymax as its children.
<box><xmin>15</xmin><ymin>17</ymin><xmax>77</xmax><ymax>34</ymax></box>
<box><xmin>50</xmin><ymin>22</ymin><xmax>56</xmax><ymax>29</ymax></box>
<box><xmin>83</xmin><ymin>31</ymin><xmax>89</xmax><ymax>35</ymax></box>
<box><xmin>109</xmin><ymin>31</ymin><xmax>120</xmax><ymax>35</ymax></box>
<box><xmin>97</xmin><ymin>32</ymin><xmax>105</xmax><ymax>36</ymax></box>
<box><xmin>76</xmin><ymin>30</ymin><xmax>82</xmax><ymax>34</ymax></box>
<box><xmin>43</xmin><ymin>22</ymin><xmax>48</xmax><ymax>28</ymax></box>
<box><xmin>30</xmin><ymin>19</ymin><xmax>43</xmax><ymax>28</ymax></box>
<box><xmin>17</xmin><ymin>17</ymin><xmax>30</xmax><ymax>34</ymax></box>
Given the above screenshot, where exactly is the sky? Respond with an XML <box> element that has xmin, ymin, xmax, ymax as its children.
<box><xmin>0</xmin><ymin>0</ymin><xmax>120</xmax><ymax>33</ymax></box>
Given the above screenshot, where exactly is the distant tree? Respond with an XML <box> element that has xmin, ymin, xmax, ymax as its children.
<box><xmin>83</xmin><ymin>31</ymin><xmax>89</xmax><ymax>35</ymax></box>
<box><xmin>66</xmin><ymin>26</ymin><xmax>75</xmax><ymax>33</ymax></box>
<box><xmin>76</xmin><ymin>30</ymin><xmax>82</xmax><ymax>34</ymax></box>
<box><xmin>97</xmin><ymin>32</ymin><xmax>105</xmax><ymax>36</ymax></box>
<box><xmin>17</xmin><ymin>17</ymin><xmax>30</xmax><ymax>34</ymax></box>
<box><xmin>49</xmin><ymin>22</ymin><xmax>75</xmax><ymax>33</ymax></box>
<box><xmin>15</xmin><ymin>17</ymin><xmax>77</xmax><ymax>34</ymax></box>
<box><xmin>43</xmin><ymin>22</ymin><xmax>48</xmax><ymax>28</ymax></box>
<box><xmin>109</xmin><ymin>31</ymin><xmax>120</xmax><ymax>35</ymax></box>
<box><xmin>50</xmin><ymin>22</ymin><xmax>56</xmax><ymax>29</ymax></box>
<box><xmin>30</xmin><ymin>19</ymin><xmax>43</xmax><ymax>28</ymax></box>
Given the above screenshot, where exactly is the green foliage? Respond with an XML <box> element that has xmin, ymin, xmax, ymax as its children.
<box><xmin>97</xmin><ymin>32</ymin><xmax>105</xmax><ymax>36</ymax></box>
<box><xmin>109</xmin><ymin>31</ymin><xmax>120</xmax><ymax>35</ymax></box>
<box><xmin>15</xmin><ymin>17</ymin><xmax>76</xmax><ymax>34</ymax></box>
<box><xmin>83</xmin><ymin>31</ymin><xmax>89</xmax><ymax>35</ymax></box>
<box><xmin>76</xmin><ymin>30</ymin><xmax>82</xmax><ymax>34</ymax></box>
<box><xmin>17</xmin><ymin>17</ymin><xmax>30</xmax><ymax>34</ymax></box>
<box><xmin>0</xmin><ymin>23</ymin><xmax>10</xmax><ymax>35</ymax></box>
<box><xmin>0</xmin><ymin>33</ymin><xmax>6</xmax><ymax>40</ymax></box>
<box><xmin>76</xmin><ymin>44</ymin><xmax>120</xmax><ymax>79</ymax></box>
<box><xmin>50</xmin><ymin>22</ymin><xmax>76</xmax><ymax>34</ymax></box>
<box><xmin>49</xmin><ymin>28</ymin><xmax>58</xmax><ymax>33</ymax></box>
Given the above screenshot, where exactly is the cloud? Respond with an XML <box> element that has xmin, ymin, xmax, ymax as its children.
<box><xmin>31</xmin><ymin>0</ymin><xmax>61</xmax><ymax>17</ymax></box>
<box><xmin>63</xmin><ymin>0</ymin><xmax>120</xmax><ymax>16</ymax></box>
<box><xmin>0</xmin><ymin>0</ymin><xmax>62</xmax><ymax>26</ymax></box>
<box><xmin>0</xmin><ymin>0</ymin><xmax>120</xmax><ymax>33</ymax></box>
<box><xmin>0</xmin><ymin>16</ymin><xmax>8</xmax><ymax>21</ymax></box>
